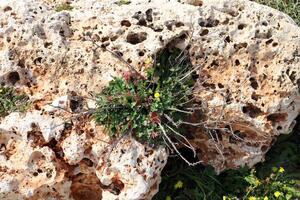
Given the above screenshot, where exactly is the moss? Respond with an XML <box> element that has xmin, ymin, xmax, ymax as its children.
<box><xmin>55</xmin><ymin>3</ymin><xmax>73</xmax><ymax>12</ymax></box>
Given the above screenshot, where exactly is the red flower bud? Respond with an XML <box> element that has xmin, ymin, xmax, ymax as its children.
<box><xmin>123</xmin><ymin>71</ymin><xmax>132</xmax><ymax>81</ymax></box>
<box><xmin>150</xmin><ymin>112</ymin><xmax>160</xmax><ymax>123</ymax></box>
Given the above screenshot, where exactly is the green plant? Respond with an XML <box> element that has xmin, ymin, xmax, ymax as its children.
<box><xmin>155</xmin><ymin>156</ymin><xmax>300</xmax><ymax>200</ymax></box>
<box><xmin>255</xmin><ymin>0</ymin><xmax>300</xmax><ymax>25</ymax></box>
<box><xmin>155</xmin><ymin>124</ymin><xmax>300</xmax><ymax>200</ymax></box>
<box><xmin>0</xmin><ymin>86</ymin><xmax>30</xmax><ymax>117</ymax></box>
<box><xmin>256</xmin><ymin>132</ymin><xmax>300</xmax><ymax>181</ymax></box>
<box><xmin>225</xmin><ymin>167</ymin><xmax>300</xmax><ymax>200</ymax></box>
<box><xmin>93</xmin><ymin>48</ymin><xmax>201</xmax><ymax>164</ymax></box>
<box><xmin>55</xmin><ymin>3</ymin><xmax>73</xmax><ymax>12</ymax></box>
<box><xmin>116</xmin><ymin>0</ymin><xmax>131</xmax><ymax>6</ymax></box>
<box><xmin>153</xmin><ymin>158</ymin><xmax>224</xmax><ymax>200</ymax></box>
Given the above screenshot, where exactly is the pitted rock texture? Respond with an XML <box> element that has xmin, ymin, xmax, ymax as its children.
<box><xmin>0</xmin><ymin>0</ymin><xmax>299</xmax><ymax>199</ymax></box>
<box><xmin>187</xmin><ymin>0</ymin><xmax>300</xmax><ymax>172</ymax></box>
<box><xmin>0</xmin><ymin>109</ymin><xmax>168</xmax><ymax>200</ymax></box>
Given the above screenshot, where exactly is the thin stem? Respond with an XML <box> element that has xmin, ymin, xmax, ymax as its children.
<box><xmin>167</xmin><ymin>107</ymin><xmax>193</xmax><ymax>114</ymax></box>
<box><xmin>165</xmin><ymin>123</ymin><xmax>196</xmax><ymax>157</ymax></box>
<box><xmin>158</xmin><ymin>123</ymin><xmax>202</xmax><ymax>166</ymax></box>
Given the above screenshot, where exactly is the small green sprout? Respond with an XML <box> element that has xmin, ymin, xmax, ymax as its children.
<box><xmin>117</xmin><ymin>0</ymin><xmax>131</xmax><ymax>6</ymax></box>
<box><xmin>55</xmin><ymin>3</ymin><xmax>73</xmax><ymax>12</ymax></box>
<box><xmin>0</xmin><ymin>87</ymin><xmax>30</xmax><ymax>117</ymax></box>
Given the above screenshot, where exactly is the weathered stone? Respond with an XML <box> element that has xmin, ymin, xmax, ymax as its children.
<box><xmin>187</xmin><ymin>0</ymin><xmax>300</xmax><ymax>172</ymax></box>
<box><xmin>0</xmin><ymin>0</ymin><xmax>299</xmax><ymax>199</ymax></box>
<box><xmin>95</xmin><ymin>136</ymin><xmax>167</xmax><ymax>200</ymax></box>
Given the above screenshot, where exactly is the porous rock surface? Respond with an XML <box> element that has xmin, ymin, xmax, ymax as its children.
<box><xmin>0</xmin><ymin>0</ymin><xmax>299</xmax><ymax>199</ymax></box>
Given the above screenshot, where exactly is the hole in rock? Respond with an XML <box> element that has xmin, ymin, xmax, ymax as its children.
<box><xmin>265</xmin><ymin>39</ymin><xmax>273</xmax><ymax>45</ymax></box>
<box><xmin>46</xmin><ymin>168</ymin><xmax>53</xmax><ymax>178</ymax></box>
<box><xmin>109</xmin><ymin>178</ymin><xmax>125</xmax><ymax>195</ymax></box>
<box><xmin>225</xmin><ymin>36</ymin><xmax>231</xmax><ymax>43</ymax></box>
<box><xmin>175</xmin><ymin>21</ymin><xmax>184</xmax><ymax>27</ymax></box>
<box><xmin>101</xmin><ymin>36</ymin><xmax>109</xmax><ymax>42</ymax></box>
<box><xmin>164</xmin><ymin>20</ymin><xmax>175</xmax><ymax>30</ymax></box>
<box><xmin>251</xmin><ymin>92</ymin><xmax>259</xmax><ymax>101</ymax></box>
<box><xmin>138</xmin><ymin>51</ymin><xmax>145</xmax><ymax>56</ymax></box>
<box><xmin>267</xmin><ymin>113</ymin><xmax>288</xmax><ymax>123</ymax></box>
<box><xmin>234</xmin><ymin>42</ymin><xmax>248</xmax><ymax>50</ymax></box>
<box><xmin>218</xmin><ymin>83</ymin><xmax>224</xmax><ymax>88</ymax></box>
<box><xmin>200</xmin><ymin>29</ymin><xmax>209</xmax><ymax>36</ymax></box>
<box><xmin>71</xmin><ymin>174</ymin><xmax>102</xmax><ymax>200</ymax></box>
<box><xmin>145</xmin><ymin>8</ymin><xmax>153</xmax><ymax>22</ymax></box>
<box><xmin>288</xmin><ymin>70</ymin><xmax>296</xmax><ymax>82</ymax></box>
<box><xmin>261</xmin><ymin>145</ymin><xmax>268</xmax><ymax>152</ymax></box>
<box><xmin>222</xmin><ymin>18</ymin><xmax>230</xmax><ymax>25</ymax></box>
<box><xmin>198</xmin><ymin>18</ymin><xmax>219</xmax><ymax>27</ymax></box>
<box><xmin>121</xmin><ymin>20</ymin><xmax>131</xmax><ymax>27</ymax></box>
<box><xmin>152</xmin><ymin>25</ymin><xmax>164</xmax><ymax>32</ymax></box>
<box><xmin>4</xmin><ymin>6</ymin><xmax>12</xmax><ymax>12</ymax></box>
<box><xmin>44</xmin><ymin>138</ymin><xmax>64</xmax><ymax>159</ymax></box>
<box><xmin>238</xmin><ymin>24</ymin><xmax>246</xmax><ymax>30</ymax></box>
<box><xmin>242</xmin><ymin>104</ymin><xmax>263</xmax><ymax>118</ymax></box>
<box><xmin>137</xmin><ymin>18</ymin><xmax>147</xmax><ymax>26</ymax></box>
<box><xmin>70</xmin><ymin>99</ymin><xmax>83</xmax><ymax>112</ymax></box>
<box><xmin>101</xmin><ymin>42</ymin><xmax>110</xmax><ymax>48</ymax></box>
<box><xmin>82</xmin><ymin>158</ymin><xmax>94</xmax><ymax>167</ymax></box>
<box><xmin>99</xmin><ymin>175</ymin><xmax>124</xmax><ymax>196</ymax></box>
<box><xmin>249</xmin><ymin>77</ymin><xmax>259</xmax><ymax>89</ymax></box>
<box><xmin>7</xmin><ymin>71</ymin><xmax>20</xmax><ymax>85</ymax></box>
<box><xmin>126</xmin><ymin>32</ymin><xmax>147</xmax><ymax>45</ymax></box>
<box><xmin>34</xmin><ymin>57</ymin><xmax>43</xmax><ymax>65</ymax></box>
<box><xmin>17</xmin><ymin>59</ymin><xmax>26</xmax><ymax>68</ymax></box>
<box><xmin>202</xmin><ymin>82</ymin><xmax>216</xmax><ymax>89</ymax></box>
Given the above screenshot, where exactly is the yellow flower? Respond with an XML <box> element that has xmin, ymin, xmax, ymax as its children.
<box><xmin>174</xmin><ymin>180</ymin><xmax>183</xmax><ymax>189</ymax></box>
<box><xmin>279</xmin><ymin>167</ymin><xmax>285</xmax><ymax>173</ymax></box>
<box><xmin>154</xmin><ymin>92</ymin><xmax>160</xmax><ymax>99</ymax></box>
<box><xmin>144</xmin><ymin>57</ymin><xmax>153</xmax><ymax>65</ymax></box>
<box><xmin>255</xmin><ymin>179</ymin><xmax>261</xmax><ymax>186</ymax></box>
<box><xmin>274</xmin><ymin>191</ymin><xmax>281</xmax><ymax>198</ymax></box>
<box><xmin>248</xmin><ymin>196</ymin><xmax>256</xmax><ymax>200</ymax></box>
<box><xmin>165</xmin><ymin>195</ymin><xmax>172</xmax><ymax>200</ymax></box>
<box><xmin>263</xmin><ymin>197</ymin><xmax>269</xmax><ymax>200</ymax></box>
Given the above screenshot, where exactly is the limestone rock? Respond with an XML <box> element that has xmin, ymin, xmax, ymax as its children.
<box><xmin>0</xmin><ymin>109</ymin><xmax>168</xmax><ymax>200</ymax></box>
<box><xmin>0</xmin><ymin>0</ymin><xmax>299</xmax><ymax>199</ymax></box>
<box><xmin>187</xmin><ymin>0</ymin><xmax>300</xmax><ymax>172</ymax></box>
<box><xmin>95</xmin><ymin>136</ymin><xmax>167</xmax><ymax>200</ymax></box>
